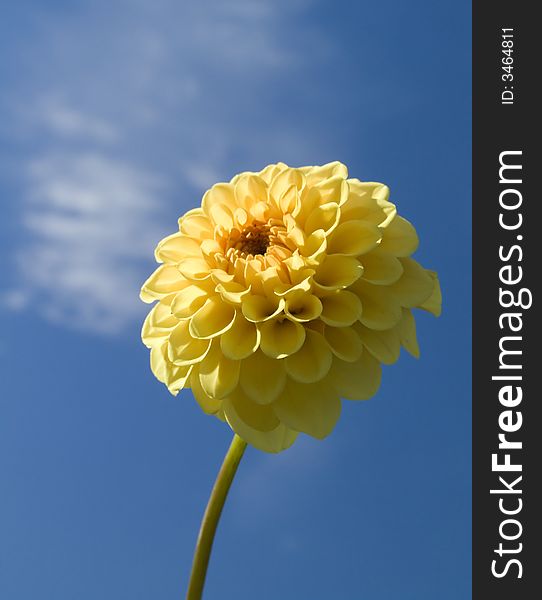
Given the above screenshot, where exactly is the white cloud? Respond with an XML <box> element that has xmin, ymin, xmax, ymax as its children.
<box><xmin>39</xmin><ymin>100</ymin><xmax>120</xmax><ymax>144</ymax></box>
<box><xmin>12</xmin><ymin>153</ymin><xmax>167</xmax><ymax>334</ymax></box>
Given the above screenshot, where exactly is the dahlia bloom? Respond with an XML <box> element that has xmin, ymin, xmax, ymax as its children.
<box><xmin>141</xmin><ymin>162</ymin><xmax>441</xmax><ymax>452</ymax></box>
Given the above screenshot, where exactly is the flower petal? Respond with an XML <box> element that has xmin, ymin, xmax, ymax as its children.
<box><xmin>314</xmin><ymin>255</ymin><xmax>364</xmax><ymax>291</ymax></box>
<box><xmin>342</xmin><ymin>182</ymin><xmax>395</xmax><ymax>227</ymax></box>
<box><xmin>379</xmin><ymin>215</ymin><xmax>419</xmax><ymax>256</ymax></box>
<box><xmin>327</xmin><ymin>220</ymin><xmax>382</xmax><ymax>256</ymax></box>
<box><xmin>189</xmin><ymin>296</ymin><xmax>236</xmax><ymax>339</ymax></box>
<box><xmin>274</xmin><ymin>378</ymin><xmax>341</xmax><ymax>439</ymax></box>
<box><xmin>351</xmin><ymin>280</ymin><xmax>402</xmax><ymax>330</ymax></box>
<box><xmin>208</xmin><ymin>203</ymin><xmax>234</xmax><ymax>230</ymax></box>
<box><xmin>190</xmin><ymin>367</ymin><xmax>222</xmax><ymax>414</ymax></box>
<box><xmin>142</xmin><ymin>300</ymin><xmax>179</xmax><ymax>348</ymax></box>
<box><xmin>419</xmin><ymin>270</ymin><xmax>442</xmax><ymax>316</ymax></box>
<box><xmin>202</xmin><ymin>183</ymin><xmax>236</xmax><ymax>216</ymax></box>
<box><xmin>170</xmin><ymin>285</ymin><xmax>210</xmax><ymax>319</ymax></box>
<box><xmin>320</xmin><ymin>290</ymin><xmax>362</xmax><ymax>327</ymax></box>
<box><xmin>284</xmin><ymin>293</ymin><xmax>322</xmax><ymax>322</ymax></box>
<box><xmin>304</xmin><ymin>202</ymin><xmax>341</xmax><ymax>236</ymax></box>
<box><xmin>198</xmin><ymin>341</ymin><xmax>240</xmax><ymax>399</ymax></box>
<box><xmin>285</xmin><ymin>330</ymin><xmax>332</xmax><ymax>383</ymax></box>
<box><xmin>223</xmin><ymin>388</ymin><xmax>298</xmax><ymax>453</ymax></box>
<box><xmin>179</xmin><ymin>212</ymin><xmax>214</xmax><ymax>239</ymax></box>
<box><xmin>355</xmin><ymin>323</ymin><xmax>401</xmax><ymax>365</ymax></box>
<box><xmin>140</xmin><ymin>265</ymin><xmax>188</xmax><ymax>302</ymax></box>
<box><xmin>234</xmin><ymin>174</ymin><xmax>268</xmax><ymax>211</ymax></box>
<box><xmin>300</xmin><ymin>161</ymin><xmax>348</xmax><ymax>185</ymax></box>
<box><xmin>359</xmin><ymin>250</ymin><xmax>404</xmax><ymax>285</ymax></box>
<box><xmin>323</xmin><ymin>325</ymin><xmax>364</xmax><ymax>362</ymax></box>
<box><xmin>166</xmin><ymin>364</ymin><xmax>193</xmax><ymax>395</ymax></box>
<box><xmin>269</xmin><ymin>168</ymin><xmax>304</xmax><ymax>202</ymax></box>
<box><xmin>239</xmin><ymin>349</ymin><xmax>287</xmax><ymax>404</ymax></box>
<box><xmin>328</xmin><ymin>351</ymin><xmax>382</xmax><ymax>400</ymax></box>
<box><xmin>220</xmin><ymin>312</ymin><xmax>260</xmax><ymax>360</ymax></box>
<box><xmin>150</xmin><ymin>342</ymin><xmax>169</xmax><ymax>384</ymax></box>
<box><xmin>178</xmin><ymin>258</ymin><xmax>212</xmax><ymax>281</ymax></box>
<box><xmin>241</xmin><ymin>295</ymin><xmax>284</xmax><ymax>323</ymax></box>
<box><xmin>215</xmin><ymin>281</ymin><xmax>251</xmax><ymax>305</ymax></box>
<box><xmin>154</xmin><ymin>233</ymin><xmax>202</xmax><ymax>263</ymax></box>
<box><xmin>168</xmin><ymin>320</ymin><xmax>211</xmax><ymax>366</ymax></box>
<box><xmin>387</xmin><ymin>258</ymin><xmax>434</xmax><ymax>308</ymax></box>
<box><xmin>396</xmin><ymin>308</ymin><xmax>420</xmax><ymax>358</ymax></box>
<box><xmin>259</xmin><ymin>318</ymin><xmax>306</xmax><ymax>359</ymax></box>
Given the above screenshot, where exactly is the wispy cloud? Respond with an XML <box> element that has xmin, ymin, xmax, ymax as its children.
<box><xmin>3</xmin><ymin>0</ymin><xmax>328</xmax><ymax>334</ymax></box>
<box><xmin>10</xmin><ymin>153</ymin><xmax>166</xmax><ymax>333</ymax></box>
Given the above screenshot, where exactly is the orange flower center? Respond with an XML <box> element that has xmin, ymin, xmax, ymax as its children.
<box><xmin>235</xmin><ymin>223</ymin><xmax>271</xmax><ymax>256</ymax></box>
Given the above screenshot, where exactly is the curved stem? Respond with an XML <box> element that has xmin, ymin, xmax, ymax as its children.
<box><xmin>186</xmin><ymin>434</ymin><xmax>247</xmax><ymax>600</ymax></box>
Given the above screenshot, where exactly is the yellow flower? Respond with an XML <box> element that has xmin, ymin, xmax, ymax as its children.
<box><xmin>141</xmin><ymin>162</ymin><xmax>441</xmax><ymax>452</ymax></box>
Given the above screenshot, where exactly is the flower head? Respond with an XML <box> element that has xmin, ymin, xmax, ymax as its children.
<box><xmin>141</xmin><ymin>162</ymin><xmax>441</xmax><ymax>452</ymax></box>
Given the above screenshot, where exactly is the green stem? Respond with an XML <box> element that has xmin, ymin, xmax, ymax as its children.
<box><xmin>186</xmin><ymin>434</ymin><xmax>247</xmax><ymax>600</ymax></box>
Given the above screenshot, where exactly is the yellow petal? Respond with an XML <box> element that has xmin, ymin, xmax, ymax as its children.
<box><xmin>323</xmin><ymin>325</ymin><xmax>364</xmax><ymax>362</ymax></box>
<box><xmin>378</xmin><ymin>215</ymin><xmax>419</xmax><ymax>256</ymax></box>
<box><xmin>355</xmin><ymin>323</ymin><xmax>401</xmax><ymax>365</ymax></box>
<box><xmin>419</xmin><ymin>270</ymin><xmax>442</xmax><ymax>316</ymax></box>
<box><xmin>234</xmin><ymin>174</ymin><xmax>268</xmax><ymax>211</ymax></box>
<box><xmin>223</xmin><ymin>388</ymin><xmax>298</xmax><ymax>453</ymax></box>
<box><xmin>396</xmin><ymin>308</ymin><xmax>420</xmax><ymax>358</ymax></box>
<box><xmin>284</xmin><ymin>330</ymin><xmax>332</xmax><ymax>383</ymax></box>
<box><xmin>198</xmin><ymin>341</ymin><xmax>240</xmax><ymax>399</ymax></box>
<box><xmin>274</xmin><ymin>378</ymin><xmax>341</xmax><ymax>439</ymax></box>
<box><xmin>220</xmin><ymin>312</ymin><xmax>260</xmax><ymax>360</ymax></box>
<box><xmin>327</xmin><ymin>220</ymin><xmax>382</xmax><ymax>256</ymax></box>
<box><xmin>189</xmin><ymin>296</ymin><xmax>236</xmax><ymax>339</ymax></box>
<box><xmin>359</xmin><ymin>250</ymin><xmax>404</xmax><ymax>285</ymax></box>
<box><xmin>284</xmin><ymin>292</ymin><xmax>322</xmax><ymax>322</ymax></box>
<box><xmin>239</xmin><ymin>349</ymin><xmax>287</xmax><ymax>404</ymax></box>
<box><xmin>190</xmin><ymin>367</ymin><xmax>222</xmax><ymax>414</ymax></box>
<box><xmin>178</xmin><ymin>258</ymin><xmax>212</xmax><ymax>281</ymax></box>
<box><xmin>257</xmin><ymin>162</ymin><xmax>288</xmax><ymax>184</ymax></box>
<box><xmin>259</xmin><ymin>318</ymin><xmax>306</xmax><ymax>359</ymax></box>
<box><xmin>328</xmin><ymin>351</ymin><xmax>382</xmax><ymax>400</ymax></box>
<box><xmin>314</xmin><ymin>255</ymin><xmax>363</xmax><ymax>291</ymax></box>
<box><xmin>208</xmin><ymin>203</ymin><xmax>234</xmax><ymax>230</ymax></box>
<box><xmin>300</xmin><ymin>229</ymin><xmax>327</xmax><ymax>263</ymax></box>
<box><xmin>154</xmin><ymin>233</ymin><xmax>201</xmax><ymax>263</ymax></box>
<box><xmin>351</xmin><ymin>280</ymin><xmax>402</xmax><ymax>330</ymax></box>
<box><xmin>166</xmin><ymin>364</ymin><xmax>193</xmax><ymax>395</ymax></box>
<box><xmin>313</xmin><ymin>175</ymin><xmax>349</xmax><ymax>205</ymax></box>
<box><xmin>387</xmin><ymin>258</ymin><xmax>434</xmax><ymax>308</ymax></box>
<box><xmin>300</xmin><ymin>161</ymin><xmax>348</xmax><ymax>185</ymax></box>
<box><xmin>269</xmin><ymin>168</ymin><xmax>305</xmax><ymax>202</ymax></box>
<box><xmin>215</xmin><ymin>281</ymin><xmax>251</xmax><ymax>305</ymax></box>
<box><xmin>304</xmin><ymin>202</ymin><xmax>341</xmax><ymax>235</ymax></box>
<box><xmin>202</xmin><ymin>183</ymin><xmax>236</xmax><ymax>216</ymax></box>
<box><xmin>210</xmin><ymin>269</ymin><xmax>235</xmax><ymax>284</ymax></box>
<box><xmin>179</xmin><ymin>212</ymin><xmax>214</xmax><ymax>239</ymax></box>
<box><xmin>320</xmin><ymin>290</ymin><xmax>362</xmax><ymax>327</ymax></box>
<box><xmin>170</xmin><ymin>285</ymin><xmax>209</xmax><ymax>319</ymax></box>
<box><xmin>241</xmin><ymin>295</ymin><xmax>284</xmax><ymax>323</ymax></box>
<box><xmin>149</xmin><ymin>343</ymin><xmax>192</xmax><ymax>395</ymax></box>
<box><xmin>140</xmin><ymin>265</ymin><xmax>188</xmax><ymax>302</ymax></box>
<box><xmin>278</xmin><ymin>184</ymin><xmax>300</xmax><ymax>215</ymax></box>
<box><xmin>200</xmin><ymin>238</ymin><xmax>224</xmax><ymax>261</ymax></box>
<box><xmin>168</xmin><ymin>320</ymin><xmax>211</xmax><ymax>366</ymax></box>
<box><xmin>342</xmin><ymin>182</ymin><xmax>395</xmax><ymax>227</ymax></box>
<box><xmin>150</xmin><ymin>342</ymin><xmax>169</xmax><ymax>384</ymax></box>
<box><xmin>141</xmin><ymin>300</ymin><xmax>179</xmax><ymax>348</ymax></box>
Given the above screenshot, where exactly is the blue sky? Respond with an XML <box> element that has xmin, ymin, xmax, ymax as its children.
<box><xmin>0</xmin><ymin>1</ymin><xmax>471</xmax><ymax>599</ymax></box>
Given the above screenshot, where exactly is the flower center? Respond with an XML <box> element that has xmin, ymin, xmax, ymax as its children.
<box><xmin>235</xmin><ymin>224</ymin><xmax>271</xmax><ymax>257</ymax></box>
